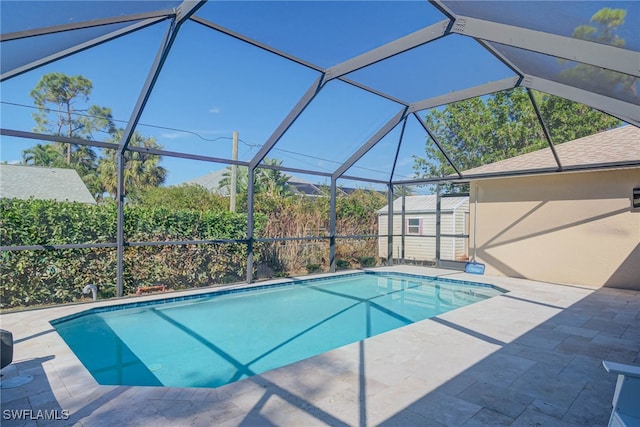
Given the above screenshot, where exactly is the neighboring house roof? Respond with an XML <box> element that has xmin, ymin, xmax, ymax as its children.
<box><xmin>0</xmin><ymin>164</ymin><xmax>96</xmax><ymax>204</ymax></box>
<box><xmin>185</xmin><ymin>169</ymin><xmax>230</xmax><ymax>194</ymax></box>
<box><xmin>462</xmin><ymin>125</ymin><xmax>640</xmax><ymax>176</ymax></box>
<box><xmin>378</xmin><ymin>195</ymin><xmax>468</xmax><ymax>214</ymax></box>
<box><xmin>184</xmin><ymin>169</ymin><xmax>349</xmax><ymax>196</ymax></box>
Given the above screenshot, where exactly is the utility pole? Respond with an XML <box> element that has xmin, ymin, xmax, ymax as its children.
<box><xmin>230</xmin><ymin>130</ymin><xmax>238</xmax><ymax>212</ymax></box>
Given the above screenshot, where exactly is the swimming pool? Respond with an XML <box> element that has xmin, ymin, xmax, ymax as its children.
<box><xmin>51</xmin><ymin>272</ymin><xmax>504</xmax><ymax>388</ymax></box>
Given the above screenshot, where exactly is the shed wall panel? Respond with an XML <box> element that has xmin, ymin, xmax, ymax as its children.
<box><xmin>379</xmin><ymin>211</ymin><xmax>465</xmax><ymax>261</ymax></box>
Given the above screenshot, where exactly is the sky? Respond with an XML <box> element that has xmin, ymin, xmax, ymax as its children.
<box><xmin>1</xmin><ymin>0</ymin><xmax>636</xmax><ymax>189</ymax></box>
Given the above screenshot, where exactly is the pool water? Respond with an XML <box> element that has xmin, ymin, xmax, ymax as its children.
<box><xmin>52</xmin><ymin>272</ymin><xmax>503</xmax><ymax>388</ymax></box>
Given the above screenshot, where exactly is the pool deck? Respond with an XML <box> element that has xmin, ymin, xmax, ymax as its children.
<box><xmin>1</xmin><ymin>266</ymin><xmax>639</xmax><ymax>426</ymax></box>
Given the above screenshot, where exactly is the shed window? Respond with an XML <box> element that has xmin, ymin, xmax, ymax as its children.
<box><xmin>406</xmin><ymin>218</ymin><xmax>422</xmax><ymax>234</ymax></box>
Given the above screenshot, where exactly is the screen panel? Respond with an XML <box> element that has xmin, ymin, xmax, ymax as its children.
<box><xmin>0</xmin><ymin>1</ymin><xmax>178</xmax><ymax>34</ymax></box>
<box><xmin>271</xmin><ymin>79</ymin><xmax>403</xmax><ymax>174</ymax></box>
<box><xmin>345</xmin><ymin>35</ymin><xmax>516</xmax><ymax>104</ymax></box>
<box><xmin>441</xmin><ymin>0</ymin><xmax>639</xmax><ymax>51</ymax></box>
<box><xmin>491</xmin><ymin>43</ymin><xmax>639</xmax><ymax>106</ymax></box>
<box><xmin>134</xmin><ymin>20</ymin><xmax>321</xmax><ymax>164</ymax></box>
<box><xmin>195</xmin><ymin>1</ymin><xmax>446</xmax><ymax>68</ymax></box>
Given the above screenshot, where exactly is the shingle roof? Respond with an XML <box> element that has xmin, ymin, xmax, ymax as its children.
<box><xmin>378</xmin><ymin>195</ymin><xmax>468</xmax><ymax>214</ymax></box>
<box><xmin>462</xmin><ymin>125</ymin><xmax>640</xmax><ymax>176</ymax></box>
<box><xmin>184</xmin><ymin>169</ymin><xmax>229</xmax><ymax>194</ymax></box>
<box><xmin>0</xmin><ymin>164</ymin><xmax>96</xmax><ymax>204</ymax></box>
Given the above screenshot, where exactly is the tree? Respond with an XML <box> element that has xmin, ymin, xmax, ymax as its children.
<box><xmin>257</xmin><ymin>159</ymin><xmax>293</xmax><ymax>198</ymax></box>
<box><xmin>98</xmin><ymin>131</ymin><xmax>167</xmax><ymax>199</ymax></box>
<box><xmin>30</xmin><ymin>73</ymin><xmax>116</xmax><ymax>164</ymax></box>
<box><xmin>572</xmin><ymin>8</ymin><xmax>626</xmax><ymax>47</ymax></box>
<box><xmin>336</xmin><ymin>189</ymin><xmax>387</xmax><ymax>223</ymax></box>
<box><xmin>218</xmin><ymin>157</ymin><xmax>293</xmax><ymax>210</ymax></box>
<box><xmin>219</xmin><ymin>165</ymin><xmax>251</xmax><ymax>197</ymax></box>
<box><xmin>414</xmin><ymin>89</ymin><xmax>542</xmax><ymax>179</ymax></box>
<box><xmin>540</xmin><ymin>95</ymin><xmax>622</xmax><ymax>144</ymax></box>
<box><xmin>27</xmin><ymin>73</ymin><xmax>117</xmax><ymax>196</ymax></box>
<box><xmin>562</xmin><ymin>8</ymin><xmax>637</xmax><ymax>102</ymax></box>
<box><xmin>21</xmin><ymin>143</ymin><xmax>65</xmax><ymax>167</ymax></box>
<box><xmin>413</xmin><ymin>88</ymin><xmax>621</xmax><ymax>180</ymax></box>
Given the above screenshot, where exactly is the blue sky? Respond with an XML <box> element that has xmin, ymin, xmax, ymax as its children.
<box><xmin>1</xmin><ymin>1</ymin><xmax>635</xmax><ymax>188</ymax></box>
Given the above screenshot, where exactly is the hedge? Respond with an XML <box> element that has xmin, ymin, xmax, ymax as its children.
<box><xmin>0</xmin><ymin>199</ymin><xmax>265</xmax><ymax>309</ymax></box>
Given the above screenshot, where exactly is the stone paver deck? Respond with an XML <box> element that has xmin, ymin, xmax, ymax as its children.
<box><xmin>1</xmin><ymin>266</ymin><xmax>639</xmax><ymax>426</ymax></box>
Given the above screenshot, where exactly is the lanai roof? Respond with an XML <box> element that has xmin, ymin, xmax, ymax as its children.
<box><xmin>1</xmin><ymin>0</ymin><xmax>638</xmax><ymax>187</ymax></box>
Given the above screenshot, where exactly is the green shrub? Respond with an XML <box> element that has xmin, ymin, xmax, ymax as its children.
<box><xmin>358</xmin><ymin>256</ymin><xmax>377</xmax><ymax>268</ymax></box>
<box><xmin>336</xmin><ymin>259</ymin><xmax>351</xmax><ymax>270</ymax></box>
<box><xmin>306</xmin><ymin>263</ymin><xmax>321</xmax><ymax>274</ymax></box>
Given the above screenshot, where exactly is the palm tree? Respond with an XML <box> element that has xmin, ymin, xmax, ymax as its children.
<box><xmin>98</xmin><ymin>131</ymin><xmax>167</xmax><ymax>198</ymax></box>
<box><xmin>219</xmin><ymin>157</ymin><xmax>291</xmax><ymax>197</ymax></box>
<box><xmin>219</xmin><ymin>165</ymin><xmax>251</xmax><ymax>196</ymax></box>
<box><xmin>259</xmin><ymin>159</ymin><xmax>293</xmax><ymax>197</ymax></box>
<box><xmin>21</xmin><ymin>143</ymin><xmax>65</xmax><ymax>167</ymax></box>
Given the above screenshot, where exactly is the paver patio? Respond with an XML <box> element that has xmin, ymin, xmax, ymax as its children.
<box><xmin>1</xmin><ymin>266</ymin><xmax>638</xmax><ymax>426</ymax></box>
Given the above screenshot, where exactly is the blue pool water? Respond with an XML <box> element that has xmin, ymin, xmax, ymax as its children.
<box><xmin>51</xmin><ymin>272</ymin><xmax>503</xmax><ymax>388</ymax></box>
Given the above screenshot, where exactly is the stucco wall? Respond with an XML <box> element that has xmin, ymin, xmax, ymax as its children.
<box><xmin>471</xmin><ymin>168</ymin><xmax>640</xmax><ymax>289</ymax></box>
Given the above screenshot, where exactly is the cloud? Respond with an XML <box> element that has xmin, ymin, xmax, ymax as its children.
<box><xmin>209</xmin><ymin>107</ymin><xmax>221</xmax><ymax>114</ymax></box>
<box><xmin>160</xmin><ymin>132</ymin><xmax>188</xmax><ymax>139</ymax></box>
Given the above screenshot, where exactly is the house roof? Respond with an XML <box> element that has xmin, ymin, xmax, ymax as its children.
<box><xmin>0</xmin><ymin>164</ymin><xmax>96</xmax><ymax>204</ymax></box>
<box><xmin>462</xmin><ymin>125</ymin><xmax>640</xmax><ymax>177</ymax></box>
<box><xmin>184</xmin><ymin>169</ymin><xmax>230</xmax><ymax>195</ymax></box>
<box><xmin>184</xmin><ymin>169</ymin><xmax>351</xmax><ymax>196</ymax></box>
<box><xmin>378</xmin><ymin>195</ymin><xmax>468</xmax><ymax>214</ymax></box>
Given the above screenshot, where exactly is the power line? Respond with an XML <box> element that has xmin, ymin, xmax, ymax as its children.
<box><xmin>1</xmin><ymin>100</ymin><xmax>402</xmax><ymax>178</ymax></box>
<box><xmin>1</xmin><ymin>101</ymin><xmax>235</xmax><ymax>143</ymax></box>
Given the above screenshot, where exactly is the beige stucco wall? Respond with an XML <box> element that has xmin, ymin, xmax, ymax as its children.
<box><xmin>470</xmin><ymin>168</ymin><xmax>640</xmax><ymax>290</ymax></box>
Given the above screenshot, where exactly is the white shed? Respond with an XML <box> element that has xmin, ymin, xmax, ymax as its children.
<box><xmin>378</xmin><ymin>195</ymin><xmax>469</xmax><ymax>263</ymax></box>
